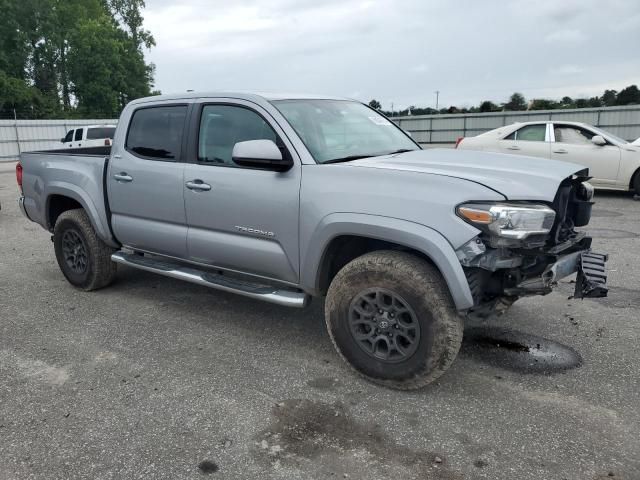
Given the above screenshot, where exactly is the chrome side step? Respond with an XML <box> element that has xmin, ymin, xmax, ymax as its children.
<box><xmin>111</xmin><ymin>252</ymin><xmax>310</xmax><ymax>308</ymax></box>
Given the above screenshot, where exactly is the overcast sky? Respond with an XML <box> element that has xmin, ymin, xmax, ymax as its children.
<box><xmin>143</xmin><ymin>0</ymin><xmax>640</xmax><ymax>110</ymax></box>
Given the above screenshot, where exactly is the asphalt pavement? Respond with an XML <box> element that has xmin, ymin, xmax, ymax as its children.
<box><xmin>1</xmin><ymin>161</ymin><xmax>639</xmax><ymax>479</ymax></box>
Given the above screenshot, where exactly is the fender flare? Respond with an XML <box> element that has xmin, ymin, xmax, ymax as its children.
<box><xmin>46</xmin><ymin>182</ymin><xmax>118</xmax><ymax>247</ymax></box>
<box><xmin>301</xmin><ymin>213</ymin><xmax>474</xmax><ymax>310</ymax></box>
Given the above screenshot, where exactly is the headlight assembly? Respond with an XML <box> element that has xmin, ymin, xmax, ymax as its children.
<box><xmin>457</xmin><ymin>203</ymin><xmax>556</xmax><ymax>244</ymax></box>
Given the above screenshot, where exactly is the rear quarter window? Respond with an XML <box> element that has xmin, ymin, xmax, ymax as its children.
<box><xmin>87</xmin><ymin>127</ymin><xmax>116</xmax><ymax>140</ymax></box>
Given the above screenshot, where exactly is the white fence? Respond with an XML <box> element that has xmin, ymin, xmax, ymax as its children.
<box><xmin>392</xmin><ymin>105</ymin><xmax>640</xmax><ymax>145</ymax></box>
<box><xmin>0</xmin><ymin>119</ymin><xmax>118</xmax><ymax>162</ymax></box>
<box><xmin>2</xmin><ymin>105</ymin><xmax>639</xmax><ymax>161</ymax></box>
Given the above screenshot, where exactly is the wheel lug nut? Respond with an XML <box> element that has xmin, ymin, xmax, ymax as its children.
<box><xmin>378</xmin><ymin>309</ymin><xmax>383</xmax><ymax>314</ymax></box>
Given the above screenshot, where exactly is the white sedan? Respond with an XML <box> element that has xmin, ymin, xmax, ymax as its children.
<box><xmin>457</xmin><ymin>121</ymin><xmax>640</xmax><ymax>192</ymax></box>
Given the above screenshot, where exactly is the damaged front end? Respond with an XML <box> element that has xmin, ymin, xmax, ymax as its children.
<box><xmin>456</xmin><ymin>170</ymin><xmax>608</xmax><ymax>319</ymax></box>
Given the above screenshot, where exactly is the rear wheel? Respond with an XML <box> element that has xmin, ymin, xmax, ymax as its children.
<box><xmin>53</xmin><ymin>209</ymin><xmax>117</xmax><ymax>290</ymax></box>
<box><xmin>325</xmin><ymin>250</ymin><xmax>463</xmax><ymax>390</ymax></box>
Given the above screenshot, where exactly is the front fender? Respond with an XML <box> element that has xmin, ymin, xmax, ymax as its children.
<box><xmin>301</xmin><ymin>213</ymin><xmax>474</xmax><ymax>311</ymax></box>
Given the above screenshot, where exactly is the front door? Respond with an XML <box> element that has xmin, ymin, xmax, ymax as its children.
<box><xmin>108</xmin><ymin>103</ymin><xmax>190</xmax><ymax>257</ymax></box>
<box><xmin>183</xmin><ymin>101</ymin><xmax>301</xmax><ymax>284</ymax></box>
<box><xmin>551</xmin><ymin>123</ymin><xmax>621</xmax><ymax>186</ymax></box>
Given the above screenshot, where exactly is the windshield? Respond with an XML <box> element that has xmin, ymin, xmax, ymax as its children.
<box><xmin>590</xmin><ymin>125</ymin><xmax>628</xmax><ymax>145</ymax></box>
<box><xmin>272</xmin><ymin>99</ymin><xmax>419</xmax><ymax>163</ymax></box>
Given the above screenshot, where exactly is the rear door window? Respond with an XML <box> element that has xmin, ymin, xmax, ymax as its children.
<box><xmin>126</xmin><ymin>106</ymin><xmax>188</xmax><ymax>160</ymax></box>
<box><xmin>74</xmin><ymin>128</ymin><xmax>84</xmax><ymax>141</ymax></box>
<box><xmin>505</xmin><ymin>124</ymin><xmax>546</xmax><ymax>141</ymax></box>
<box><xmin>87</xmin><ymin>127</ymin><xmax>116</xmax><ymax>140</ymax></box>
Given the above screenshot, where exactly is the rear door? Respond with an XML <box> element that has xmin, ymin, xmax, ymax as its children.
<box><xmin>73</xmin><ymin>127</ymin><xmax>84</xmax><ymax>148</ymax></box>
<box><xmin>498</xmin><ymin>123</ymin><xmax>551</xmax><ymax>159</ymax></box>
<box><xmin>108</xmin><ymin>103</ymin><xmax>190</xmax><ymax>257</ymax></box>
<box><xmin>550</xmin><ymin>123</ymin><xmax>621</xmax><ymax>186</ymax></box>
<box><xmin>182</xmin><ymin>100</ymin><xmax>301</xmax><ymax>284</ymax></box>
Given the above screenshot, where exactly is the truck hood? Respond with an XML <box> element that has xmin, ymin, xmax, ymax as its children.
<box><xmin>347</xmin><ymin>148</ymin><xmax>586</xmax><ymax>201</ymax></box>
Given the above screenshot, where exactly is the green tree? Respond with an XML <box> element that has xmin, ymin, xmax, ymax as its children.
<box><xmin>368</xmin><ymin>99</ymin><xmax>381</xmax><ymax>110</ymax></box>
<box><xmin>529</xmin><ymin>99</ymin><xmax>559</xmax><ymax>110</ymax></box>
<box><xmin>0</xmin><ymin>0</ymin><xmax>155</xmax><ymax>118</ymax></box>
<box><xmin>503</xmin><ymin>92</ymin><xmax>527</xmax><ymax>111</ymax></box>
<box><xmin>615</xmin><ymin>85</ymin><xmax>640</xmax><ymax>105</ymax></box>
<box><xmin>587</xmin><ymin>96</ymin><xmax>603</xmax><ymax>108</ymax></box>
<box><xmin>479</xmin><ymin>100</ymin><xmax>499</xmax><ymax>112</ymax></box>
<box><xmin>560</xmin><ymin>96</ymin><xmax>575</xmax><ymax>108</ymax></box>
<box><xmin>601</xmin><ymin>89</ymin><xmax>617</xmax><ymax>106</ymax></box>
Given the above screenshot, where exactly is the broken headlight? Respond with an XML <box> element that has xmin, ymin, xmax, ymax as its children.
<box><xmin>457</xmin><ymin>203</ymin><xmax>556</xmax><ymax>246</ymax></box>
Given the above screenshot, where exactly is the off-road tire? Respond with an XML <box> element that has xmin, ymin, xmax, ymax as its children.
<box><xmin>53</xmin><ymin>208</ymin><xmax>117</xmax><ymax>291</ymax></box>
<box><xmin>325</xmin><ymin>250</ymin><xmax>463</xmax><ymax>390</ymax></box>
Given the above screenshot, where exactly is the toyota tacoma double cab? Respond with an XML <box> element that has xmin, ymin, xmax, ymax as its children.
<box><xmin>17</xmin><ymin>92</ymin><xmax>608</xmax><ymax>389</ymax></box>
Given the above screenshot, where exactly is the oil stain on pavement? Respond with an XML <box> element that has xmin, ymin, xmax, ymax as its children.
<box><xmin>253</xmin><ymin>399</ymin><xmax>462</xmax><ymax>479</ymax></box>
<box><xmin>461</xmin><ymin>327</ymin><xmax>582</xmax><ymax>374</ymax></box>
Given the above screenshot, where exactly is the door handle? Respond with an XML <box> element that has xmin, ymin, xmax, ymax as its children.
<box><xmin>186</xmin><ymin>180</ymin><xmax>211</xmax><ymax>191</ymax></box>
<box><xmin>507</xmin><ymin>146</ymin><xmax>521</xmax><ymax>150</ymax></box>
<box><xmin>553</xmin><ymin>149</ymin><xmax>568</xmax><ymax>154</ymax></box>
<box><xmin>113</xmin><ymin>172</ymin><xmax>133</xmax><ymax>182</ymax></box>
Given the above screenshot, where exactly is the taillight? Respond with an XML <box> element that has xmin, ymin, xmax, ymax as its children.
<box><xmin>105</xmin><ymin>138</ymin><xmax>111</xmax><ymax>146</ymax></box>
<box><xmin>16</xmin><ymin>162</ymin><xmax>23</xmax><ymax>193</ymax></box>
<box><xmin>455</xmin><ymin>137</ymin><xmax>464</xmax><ymax>149</ymax></box>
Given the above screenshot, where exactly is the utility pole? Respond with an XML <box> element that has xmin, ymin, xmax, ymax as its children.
<box><xmin>435</xmin><ymin>90</ymin><xmax>440</xmax><ymax>111</ymax></box>
<box><xmin>13</xmin><ymin>108</ymin><xmax>21</xmax><ymax>156</ymax></box>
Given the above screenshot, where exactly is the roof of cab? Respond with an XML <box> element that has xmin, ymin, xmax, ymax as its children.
<box><xmin>127</xmin><ymin>91</ymin><xmax>352</xmax><ymax>106</ymax></box>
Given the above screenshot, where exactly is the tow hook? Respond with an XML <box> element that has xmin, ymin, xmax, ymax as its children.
<box><xmin>574</xmin><ymin>252</ymin><xmax>608</xmax><ymax>298</ymax></box>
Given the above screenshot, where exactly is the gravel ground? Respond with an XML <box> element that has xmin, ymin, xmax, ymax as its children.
<box><xmin>1</xmin><ymin>161</ymin><xmax>639</xmax><ymax>479</ymax></box>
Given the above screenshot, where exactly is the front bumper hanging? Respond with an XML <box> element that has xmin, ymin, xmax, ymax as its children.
<box><xmin>574</xmin><ymin>252</ymin><xmax>608</xmax><ymax>299</ymax></box>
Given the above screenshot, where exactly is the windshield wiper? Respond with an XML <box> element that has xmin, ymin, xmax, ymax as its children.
<box><xmin>322</xmin><ymin>155</ymin><xmax>374</xmax><ymax>165</ymax></box>
<box><xmin>323</xmin><ymin>149</ymin><xmax>416</xmax><ymax>165</ymax></box>
<box><xmin>386</xmin><ymin>149</ymin><xmax>415</xmax><ymax>155</ymax></box>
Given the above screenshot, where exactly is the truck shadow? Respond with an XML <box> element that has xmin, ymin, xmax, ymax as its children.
<box><xmin>110</xmin><ymin>267</ymin><xmax>583</xmax><ymax>376</ymax></box>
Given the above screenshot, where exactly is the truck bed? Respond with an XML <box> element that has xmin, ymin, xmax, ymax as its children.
<box><xmin>19</xmin><ymin>147</ymin><xmax>117</xmax><ymax>247</ymax></box>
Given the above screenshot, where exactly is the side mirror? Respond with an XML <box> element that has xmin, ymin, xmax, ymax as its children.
<box><xmin>591</xmin><ymin>135</ymin><xmax>606</xmax><ymax>146</ymax></box>
<box><xmin>232</xmin><ymin>139</ymin><xmax>292</xmax><ymax>172</ymax></box>
<box><xmin>60</xmin><ymin>138</ymin><xmax>66</xmax><ymax>143</ymax></box>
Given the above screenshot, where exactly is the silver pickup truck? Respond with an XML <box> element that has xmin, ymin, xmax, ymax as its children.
<box><xmin>17</xmin><ymin>92</ymin><xmax>608</xmax><ymax>389</ymax></box>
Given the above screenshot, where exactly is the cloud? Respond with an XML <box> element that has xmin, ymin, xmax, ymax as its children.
<box><xmin>142</xmin><ymin>0</ymin><xmax>640</xmax><ymax>110</ymax></box>
<box><xmin>544</xmin><ymin>29</ymin><xmax>587</xmax><ymax>43</ymax></box>
<box><xmin>552</xmin><ymin>65</ymin><xmax>585</xmax><ymax>76</ymax></box>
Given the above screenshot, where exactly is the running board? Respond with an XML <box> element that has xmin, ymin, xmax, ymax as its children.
<box><xmin>111</xmin><ymin>252</ymin><xmax>310</xmax><ymax>308</ymax></box>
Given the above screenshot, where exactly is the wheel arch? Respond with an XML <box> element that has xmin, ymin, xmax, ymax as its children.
<box><xmin>301</xmin><ymin>213</ymin><xmax>474</xmax><ymax>310</ymax></box>
<box><xmin>45</xmin><ymin>183</ymin><xmax>117</xmax><ymax>247</ymax></box>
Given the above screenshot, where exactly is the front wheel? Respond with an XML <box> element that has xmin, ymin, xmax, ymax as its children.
<box><xmin>53</xmin><ymin>208</ymin><xmax>117</xmax><ymax>291</ymax></box>
<box><xmin>325</xmin><ymin>251</ymin><xmax>463</xmax><ymax>390</ymax></box>
<box><xmin>632</xmin><ymin>170</ymin><xmax>640</xmax><ymax>194</ymax></box>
